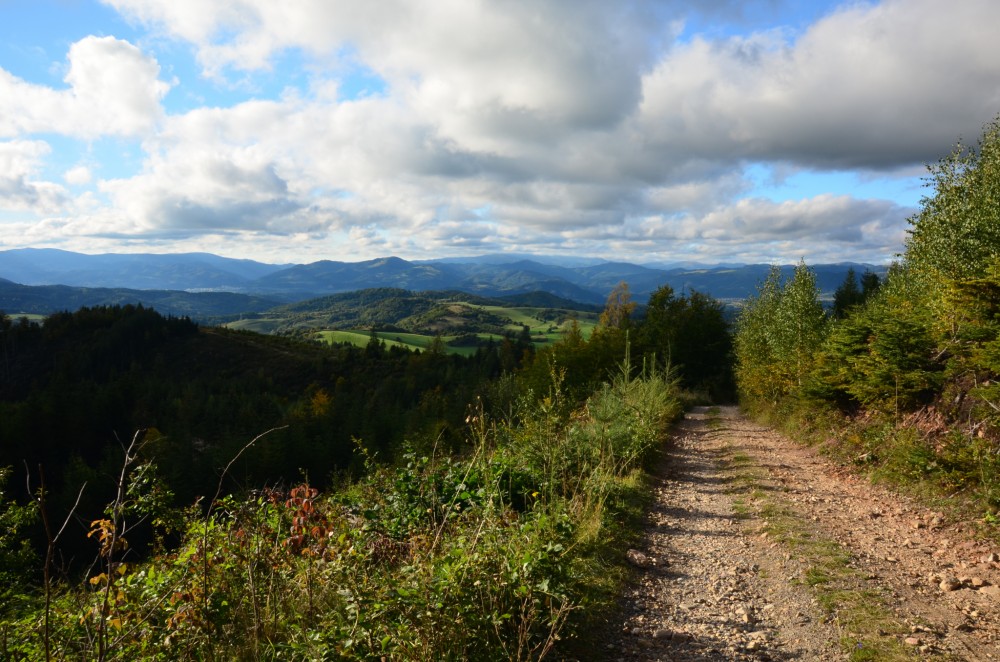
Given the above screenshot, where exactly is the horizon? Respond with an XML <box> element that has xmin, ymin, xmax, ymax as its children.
<box><xmin>0</xmin><ymin>246</ymin><xmax>895</xmax><ymax>270</ymax></box>
<box><xmin>3</xmin><ymin>1</ymin><xmax>999</xmax><ymax>265</ymax></box>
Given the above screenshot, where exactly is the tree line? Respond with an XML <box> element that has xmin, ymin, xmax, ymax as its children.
<box><xmin>733</xmin><ymin>116</ymin><xmax>1000</xmax><ymax>517</ymax></box>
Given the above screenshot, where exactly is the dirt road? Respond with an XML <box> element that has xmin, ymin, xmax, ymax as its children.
<box><xmin>601</xmin><ymin>406</ymin><xmax>1000</xmax><ymax>660</ymax></box>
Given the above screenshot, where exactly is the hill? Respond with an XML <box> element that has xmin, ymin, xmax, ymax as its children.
<box><xmin>0</xmin><ymin>279</ymin><xmax>285</xmax><ymax>323</ymax></box>
<box><xmin>226</xmin><ymin>288</ymin><xmax>602</xmax><ymax>353</ymax></box>
<box><xmin>0</xmin><ymin>249</ymin><xmax>887</xmax><ymax>308</ymax></box>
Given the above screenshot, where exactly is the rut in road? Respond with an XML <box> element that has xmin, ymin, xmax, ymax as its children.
<box><xmin>600</xmin><ymin>406</ymin><xmax>1000</xmax><ymax>661</ymax></box>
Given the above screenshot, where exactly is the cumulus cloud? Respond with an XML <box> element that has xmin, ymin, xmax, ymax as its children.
<box><xmin>64</xmin><ymin>166</ymin><xmax>93</xmax><ymax>186</ymax></box>
<box><xmin>0</xmin><ymin>141</ymin><xmax>69</xmax><ymax>212</ymax></box>
<box><xmin>634</xmin><ymin>194</ymin><xmax>912</xmax><ymax>263</ymax></box>
<box><xmin>0</xmin><ymin>36</ymin><xmax>170</xmax><ymax>139</ymax></box>
<box><xmin>6</xmin><ymin>0</ymin><xmax>997</xmax><ymax>263</ymax></box>
<box><xmin>637</xmin><ymin>0</ymin><xmax>1000</xmax><ymax>169</ymax></box>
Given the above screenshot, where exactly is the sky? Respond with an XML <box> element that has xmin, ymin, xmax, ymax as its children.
<box><xmin>2</xmin><ymin>0</ymin><xmax>1000</xmax><ymax>266</ymax></box>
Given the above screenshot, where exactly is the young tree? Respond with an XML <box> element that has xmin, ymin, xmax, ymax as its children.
<box><xmin>860</xmin><ymin>270</ymin><xmax>881</xmax><ymax>300</ymax></box>
<box><xmin>905</xmin><ymin>116</ymin><xmax>1000</xmax><ymax>282</ymax></box>
<box><xmin>598</xmin><ymin>281</ymin><xmax>636</xmax><ymax>331</ymax></box>
<box><xmin>637</xmin><ymin>286</ymin><xmax>733</xmax><ymax>398</ymax></box>
<box><xmin>832</xmin><ymin>268</ymin><xmax>863</xmax><ymax>319</ymax></box>
<box><xmin>734</xmin><ymin>262</ymin><xmax>827</xmax><ymax>408</ymax></box>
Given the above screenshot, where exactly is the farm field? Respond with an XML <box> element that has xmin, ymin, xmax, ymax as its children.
<box><xmin>313</xmin><ymin>301</ymin><xmax>600</xmax><ymax>355</ymax></box>
<box><xmin>223</xmin><ymin>293</ymin><xmax>601</xmax><ymax>354</ymax></box>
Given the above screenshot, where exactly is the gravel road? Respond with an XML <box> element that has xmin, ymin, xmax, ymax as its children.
<box><xmin>597</xmin><ymin>406</ymin><xmax>1000</xmax><ymax>661</ymax></box>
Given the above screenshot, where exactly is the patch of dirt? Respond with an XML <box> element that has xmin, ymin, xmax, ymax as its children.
<box><xmin>596</xmin><ymin>406</ymin><xmax>1000</xmax><ymax>660</ymax></box>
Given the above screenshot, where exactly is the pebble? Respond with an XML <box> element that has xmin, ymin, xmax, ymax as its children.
<box><xmin>626</xmin><ymin>549</ymin><xmax>651</xmax><ymax>569</ymax></box>
<box><xmin>599</xmin><ymin>408</ymin><xmax>1000</xmax><ymax>661</ymax></box>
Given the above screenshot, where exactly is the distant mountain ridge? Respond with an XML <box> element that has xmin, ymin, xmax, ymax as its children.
<box><xmin>0</xmin><ymin>249</ymin><xmax>887</xmax><ymax>313</ymax></box>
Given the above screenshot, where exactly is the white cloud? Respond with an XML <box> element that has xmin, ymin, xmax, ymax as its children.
<box><xmin>637</xmin><ymin>0</ymin><xmax>1000</xmax><ymax>169</ymax></box>
<box><xmin>64</xmin><ymin>166</ymin><xmax>93</xmax><ymax>186</ymax></box>
<box><xmin>0</xmin><ymin>36</ymin><xmax>170</xmax><ymax>139</ymax></box>
<box><xmin>635</xmin><ymin>194</ymin><xmax>911</xmax><ymax>263</ymax></box>
<box><xmin>0</xmin><ymin>140</ymin><xmax>69</xmax><ymax>212</ymax></box>
<box><xmin>9</xmin><ymin>0</ymin><xmax>997</xmax><ymax>264</ymax></box>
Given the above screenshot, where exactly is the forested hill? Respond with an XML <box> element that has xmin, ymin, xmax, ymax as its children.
<box><xmin>229</xmin><ymin>288</ymin><xmax>602</xmax><ymax>339</ymax></box>
<box><xmin>0</xmin><ymin>278</ymin><xmax>286</xmax><ymax>321</ymax></box>
<box><xmin>0</xmin><ymin>271</ymin><xmax>734</xmax><ymax>658</ymax></box>
<box><xmin>0</xmin><ymin>305</ymin><xmax>512</xmax><ymax>539</ymax></box>
<box><xmin>0</xmin><ymin>247</ymin><xmax>883</xmax><ymax>309</ymax></box>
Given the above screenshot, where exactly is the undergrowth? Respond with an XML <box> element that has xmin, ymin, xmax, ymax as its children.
<box><xmin>0</xmin><ymin>361</ymin><xmax>680</xmax><ymax>660</ymax></box>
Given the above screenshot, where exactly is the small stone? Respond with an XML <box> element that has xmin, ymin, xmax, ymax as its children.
<box><xmin>630</xmin><ymin>627</ymin><xmax>642</xmax><ymax>635</ymax></box>
<box><xmin>912</xmin><ymin>520</ymin><xmax>926</xmax><ymax>529</ymax></box>
<box><xmin>904</xmin><ymin>637</ymin><xmax>922</xmax><ymax>646</ymax></box>
<box><xmin>939</xmin><ymin>576</ymin><xmax>962</xmax><ymax>592</ymax></box>
<box><xmin>653</xmin><ymin>628</ymin><xmax>671</xmax><ymax>639</ymax></box>
<box><xmin>746</xmin><ymin>640</ymin><xmax>761</xmax><ymax>651</ymax></box>
<box><xmin>970</xmin><ymin>577</ymin><xmax>986</xmax><ymax>588</ymax></box>
<box><xmin>982</xmin><ymin>552</ymin><xmax>1000</xmax><ymax>563</ymax></box>
<box><xmin>626</xmin><ymin>549</ymin><xmax>651</xmax><ymax>568</ymax></box>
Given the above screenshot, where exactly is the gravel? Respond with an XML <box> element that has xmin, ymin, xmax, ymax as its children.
<box><xmin>587</xmin><ymin>406</ymin><xmax>1000</xmax><ymax>661</ymax></box>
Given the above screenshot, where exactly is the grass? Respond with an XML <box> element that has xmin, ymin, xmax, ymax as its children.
<box><xmin>227</xmin><ymin>303</ymin><xmax>600</xmax><ymax>356</ymax></box>
<box><xmin>313</xmin><ymin>315</ymin><xmax>598</xmax><ymax>356</ymax></box>
<box><xmin>313</xmin><ymin>329</ymin><xmax>478</xmax><ymax>355</ymax></box>
<box><xmin>1</xmin><ymin>361</ymin><xmax>681</xmax><ymax>660</ymax></box>
<box><xmin>719</xmin><ymin>443</ymin><xmax>917</xmax><ymax>661</ymax></box>
<box><xmin>5</xmin><ymin>313</ymin><xmax>47</xmax><ymax>323</ymax></box>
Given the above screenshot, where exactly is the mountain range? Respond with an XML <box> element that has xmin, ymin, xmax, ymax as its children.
<box><xmin>0</xmin><ymin>248</ymin><xmax>887</xmax><ymax>319</ymax></box>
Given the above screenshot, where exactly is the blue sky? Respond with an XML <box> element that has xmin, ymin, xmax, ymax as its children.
<box><xmin>2</xmin><ymin>0</ymin><xmax>999</xmax><ymax>265</ymax></box>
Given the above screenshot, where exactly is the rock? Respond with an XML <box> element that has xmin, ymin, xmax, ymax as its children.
<box><xmin>982</xmin><ymin>552</ymin><xmax>1000</xmax><ymax>563</ymax></box>
<box><xmin>626</xmin><ymin>549</ymin><xmax>651</xmax><ymax>568</ymax></box>
<box><xmin>939</xmin><ymin>576</ymin><xmax>962</xmax><ymax>592</ymax></box>
<box><xmin>653</xmin><ymin>628</ymin><xmax>672</xmax><ymax>639</ymax></box>
<box><xmin>970</xmin><ymin>577</ymin><xmax>986</xmax><ymax>588</ymax></box>
<box><xmin>904</xmin><ymin>636</ymin><xmax>922</xmax><ymax>646</ymax></box>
